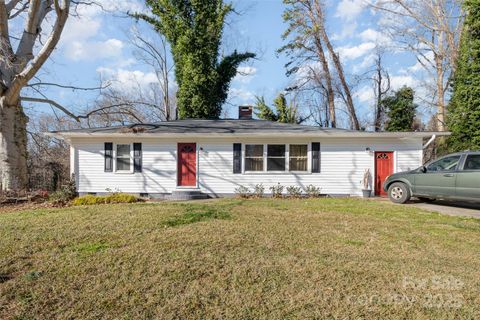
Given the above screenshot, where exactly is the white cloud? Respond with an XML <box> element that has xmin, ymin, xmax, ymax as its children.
<box><xmin>229</xmin><ymin>87</ymin><xmax>255</xmax><ymax>103</ymax></box>
<box><xmin>234</xmin><ymin>66</ymin><xmax>257</xmax><ymax>84</ymax></box>
<box><xmin>67</xmin><ymin>38</ymin><xmax>124</xmax><ymax>61</ymax></box>
<box><xmin>356</xmin><ymin>86</ymin><xmax>375</xmax><ymax>104</ymax></box>
<box><xmin>97</xmin><ymin>67</ymin><xmax>159</xmax><ymax>92</ymax></box>
<box><xmin>359</xmin><ymin>28</ymin><xmax>391</xmax><ymax>46</ymax></box>
<box><xmin>338</xmin><ymin>42</ymin><xmax>376</xmax><ymax>61</ymax></box>
<box><xmin>333</xmin><ymin>21</ymin><xmax>358</xmax><ymax>40</ymax></box>
<box><xmin>390</xmin><ymin>75</ymin><xmax>418</xmax><ymax>90</ymax></box>
<box><xmin>333</xmin><ymin>0</ymin><xmax>365</xmax><ymax>39</ymax></box>
<box><xmin>353</xmin><ymin>53</ymin><xmax>377</xmax><ymax>73</ymax></box>
<box><xmin>335</xmin><ymin>0</ymin><xmax>364</xmax><ymax>21</ymax></box>
<box><xmin>61</xmin><ymin>1</ymin><xmax>145</xmax><ymax>62</ymax></box>
<box><xmin>406</xmin><ymin>52</ymin><xmax>434</xmax><ymax>73</ymax></box>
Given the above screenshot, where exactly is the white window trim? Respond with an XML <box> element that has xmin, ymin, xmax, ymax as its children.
<box><xmin>244</xmin><ymin>144</ymin><xmax>265</xmax><ymax>173</ymax></box>
<box><xmin>113</xmin><ymin>143</ymin><xmax>134</xmax><ymax>174</ymax></box>
<box><xmin>289</xmin><ymin>144</ymin><xmax>310</xmax><ymax>173</ymax></box>
<box><xmin>242</xmin><ymin>143</ymin><xmax>311</xmax><ymax>174</ymax></box>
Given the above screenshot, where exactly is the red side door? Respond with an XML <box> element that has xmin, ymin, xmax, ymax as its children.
<box><xmin>177</xmin><ymin>143</ymin><xmax>197</xmax><ymax>187</ymax></box>
<box><xmin>375</xmin><ymin>151</ymin><xmax>394</xmax><ymax>196</ymax></box>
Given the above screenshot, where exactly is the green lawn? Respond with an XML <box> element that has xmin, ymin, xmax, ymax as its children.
<box><xmin>1</xmin><ymin>198</ymin><xmax>479</xmax><ymax>319</ymax></box>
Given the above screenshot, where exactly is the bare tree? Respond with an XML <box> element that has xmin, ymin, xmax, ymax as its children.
<box><xmin>0</xmin><ymin>0</ymin><xmax>72</xmax><ymax>191</ymax></box>
<box><xmin>130</xmin><ymin>28</ymin><xmax>175</xmax><ymax>121</ymax></box>
<box><xmin>280</xmin><ymin>0</ymin><xmax>360</xmax><ymax>129</ymax></box>
<box><xmin>370</xmin><ymin>0</ymin><xmax>464</xmax><ymax>131</ymax></box>
<box><xmin>372</xmin><ymin>49</ymin><xmax>391</xmax><ymax>131</ymax></box>
<box><xmin>280</xmin><ymin>0</ymin><xmax>336</xmax><ymax>127</ymax></box>
<box><xmin>310</xmin><ymin>0</ymin><xmax>360</xmax><ymax>130</ymax></box>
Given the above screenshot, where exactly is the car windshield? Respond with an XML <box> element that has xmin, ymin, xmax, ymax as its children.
<box><xmin>426</xmin><ymin>155</ymin><xmax>461</xmax><ymax>172</ymax></box>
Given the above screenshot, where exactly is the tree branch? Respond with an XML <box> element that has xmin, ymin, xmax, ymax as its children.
<box><xmin>5</xmin><ymin>0</ymin><xmax>23</xmax><ymax>13</ymax></box>
<box><xmin>27</xmin><ymin>81</ymin><xmax>110</xmax><ymax>91</ymax></box>
<box><xmin>7</xmin><ymin>0</ymin><xmax>70</xmax><ymax>102</ymax></box>
<box><xmin>21</xmin><ymin>96</ymin><xmax>80</xmax><ymax>121</ymax></box>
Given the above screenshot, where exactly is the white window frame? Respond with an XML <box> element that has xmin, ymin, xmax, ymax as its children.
<box><xmin>289</xmin><ymin>144</ymin><xmax>309</xmax><ymax>173</ymax></box>
<box><xmin>114</xmin><ymin>143</ymin><xmax>134</xmax><ymax>174</ymax></box>
<box><xmin>243</xmin><ymin>143</ymin><xmax>311</xmax><ymax>174</ymax></box>
<box><xmin>244</xmin><ymin>144</ymin><xmax>265</xmax><ymax>172</ymax></box>
<box><xmin>267</xmin><ymin>144</ymin><xmax>287</xmax><ymax>173</ymax></box>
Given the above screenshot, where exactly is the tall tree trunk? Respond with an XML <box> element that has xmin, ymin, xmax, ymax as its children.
<box><xmin>374</xmin><ymin>68</ymin><xmax>383</xmax><ymax>132</ymax></box>
<box><xmin>320</xmin><ymin>32</ymin><xmax>360</xmax><ymax>130</ymax></box>
<box><xmin>313</xmin><ymin>37</ymin><xmax>336</xmax><ymax>128</ymax></box>
<box><xmin>373</xmin><ymin>53</ymin><xmax>390</xmax><ymax>132</ymax></box>
<box><xmin>312</xmin><ymin>0</ymin><xmax>359</xmax><ymax>130</ymax></box>
<box><xmin>0</xmin><ymin>97</ymin><xmax>28</xmax><ymax>191</ymax></box>
<box><xmin>435</xmin><ymin>50</ymin><xmax>446</xmax><ymax>132</ymax></box>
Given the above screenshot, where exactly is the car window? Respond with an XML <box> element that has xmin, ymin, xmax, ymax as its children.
<box><xmin>426</xmin><ymin>155</ymin><xmax>461</xmax><ymax>172</ymax></box>
<box><xmin>463</xmin><ymin>155</ymin><xmax>480</xmax><ymax>171</ymax></box>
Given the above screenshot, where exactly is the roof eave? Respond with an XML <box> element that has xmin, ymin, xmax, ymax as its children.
<box><xmin>46</xmin><ymin>131</ymin><xmax>451</xmax><ymax>140</ymax></box>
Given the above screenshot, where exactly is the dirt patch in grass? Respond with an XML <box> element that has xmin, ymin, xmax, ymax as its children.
<box><xmin>0</xmin><ymin>198</ymin><xmax>479</xmax><ymax>319</ymax></box>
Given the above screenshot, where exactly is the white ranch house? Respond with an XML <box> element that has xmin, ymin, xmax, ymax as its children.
<box><xmin>49</xmin><ymin>106</ymin><xmax>447</xmax><ymax>199</ymax></box>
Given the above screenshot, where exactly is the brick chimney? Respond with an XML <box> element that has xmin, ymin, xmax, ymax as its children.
<box><xmin>239</xmin><ymin>105</ymin><xmax>253</xmax><ymax>120</ymax></box>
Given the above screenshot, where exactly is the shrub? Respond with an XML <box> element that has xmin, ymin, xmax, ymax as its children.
<box><xmin>305</xmin><ymin>185</ymin><xmax>322</xmax><ymax>198</ymax></box>
<box><xmin>49</xmin><ymin>178</ymin><xmax>77</xmax><ymax>205</ymax></box>
<box><xmin>72</xmin><ymin>193</ymin><xmax>139</xmax><ymax>206</ymax></box>
<box><xmin>252</xmin><ymin>184</ymin><xmax>265</xmax><ymax>198</ymax></box>
<box><xmin>269</xmin><ymin>183</ymin><xmax>284</xmax><ymax>198</ymax></box>
<box><xmin>234</xmin><ymin>186</ymin><xmax>251</xmax><ymax>198</ymax></box>
<box><xmin>286</xmin><ymin>186</ymin><xmax>302</xmax><ymax>198</ymax></box>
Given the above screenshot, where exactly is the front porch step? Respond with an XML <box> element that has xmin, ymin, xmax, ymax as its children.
<box><xmin>170</xmin><ymin>189</ymin><xmax>209</xmax><ymax>200</ymax></box>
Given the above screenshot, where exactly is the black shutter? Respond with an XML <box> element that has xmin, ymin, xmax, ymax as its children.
<box><xmin>312</xmin><ymin>142</ymin><xmax>321</xmax><ymax>173</ymax></box>
<box><xmin>133</xmin><ymin>143</ymin><xmax>142</xmax><ymax>173</ymax></box>
<box><xmin>104</xmin><ymin>142</ymin><xmax>113</xmax><ymax>172</ymax></box>
<box><xmin>233</xmin><ymin>143</ymin><xmax>242</xmax><ymax>174</ymax></box>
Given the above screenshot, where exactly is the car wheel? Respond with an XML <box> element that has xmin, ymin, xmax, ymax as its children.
<box><xmin>417</xmin><ymin>197</ymin><xmax>435</xmax><ymax>203</ymax></box>
<box><xmin>388</xmin><ymin>182</ymin><xmax>411</xmax><ymax>204</ymax></box>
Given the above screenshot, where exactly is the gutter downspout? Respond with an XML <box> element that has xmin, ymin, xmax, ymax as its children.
<box><xmin>423</xmin><ymin>134</ymin><xmax>436</xmax><ymax>149</ymax></box>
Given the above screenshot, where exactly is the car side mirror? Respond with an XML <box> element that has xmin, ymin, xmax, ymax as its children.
<box><xmin>420</xmin><ymin>166</ymin><xmax>427</xmax><ymax>173</ymax></box>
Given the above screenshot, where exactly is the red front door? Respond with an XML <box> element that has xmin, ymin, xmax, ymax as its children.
<box><xmin>177</xmin><ymin>143</ymin><xmax>197</xmax><ymax>187</ymax></box>
<box><xmin>375</xmin><ymin>151</ymin><xmax>394</xmax><ymax>196</ymax></box>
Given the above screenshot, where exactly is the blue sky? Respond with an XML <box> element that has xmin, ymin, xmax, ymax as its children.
<box><xmin>28</xmin><ymin>0</ymin><xmax>431</xmax><ymax>127</ymax></box>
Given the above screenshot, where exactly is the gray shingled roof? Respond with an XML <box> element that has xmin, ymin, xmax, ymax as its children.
<box><xmin>51</xmin><ymin>119</ymin><xmax>352</xmax><ymax>134</ymax></box>
<box><xmin>48</xmin><ymin>119</ymin><xmax>449</xmax><ymax>139</ymax></box>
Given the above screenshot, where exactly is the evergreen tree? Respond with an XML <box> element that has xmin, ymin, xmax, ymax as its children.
<box><xmin>136</xmin><ymin>1</ymin><xmax>255</xmax><ymax>119</ymax></box>
<box><xmin>254</xmin><ymin>96</ymin><xmax>278</xmax><ymax>121</ymax></box>
<box><xmin>447</xmin><ymin>0</ymin><xmax>480</xmax><ymax>152</ymax></box>
<box><xmin>254</xmin><ymin>93</ymin><xmax>305</xmax><ymax>124</ymax></box>
<box><xmin>383</xmin><ymin>86</ymin><xmax>417</xmax><ymax>132</ymax></box>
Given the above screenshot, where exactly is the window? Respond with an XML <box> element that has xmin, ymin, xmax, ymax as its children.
<box><xmin>463</xmin><ymin>155</ymin><xmax>480</xmax><ymax>171</ymax></box>
<box><xmin>243</xmin><ymin>143</ymin><xmax>314</xmax><ymax>173</ymax></box>
<box><xmin>426</xmin><ymin>155</ymin><xmax>461</xmax><ymax>172</ymax></box>
<box><xmin>267</xmin><ymin>145</ymin><xmax>286</xmax><ymax>171</ymax></box>
<box><xmin>289</xmin><ymin>144</ymin><xmax>308</xmax><ymax>171</ymax></box>
<box><xmin>116</xmin><ymin>144</ymin><xmax>131</xmax><ymax>171</ymax></box>
<box><xmin>245</xmin><ymin>144</ymin><xmax>264</xmax><ymax>171</ymax></box>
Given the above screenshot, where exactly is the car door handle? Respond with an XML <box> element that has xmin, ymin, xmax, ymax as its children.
<box><xmin>443</xmin><ymin>173</ymin><xmax>454</xmax><ymax>177</ymax></box>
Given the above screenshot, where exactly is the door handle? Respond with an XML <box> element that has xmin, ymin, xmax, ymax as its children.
<box><xmin>443</xmin><ymin>173</ymin><xmax>454</xmax><ymax>177</ymax></box>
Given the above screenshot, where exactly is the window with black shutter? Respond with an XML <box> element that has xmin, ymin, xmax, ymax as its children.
<box><xmin>311</xmin><ymin>142</ymin><xmax>321</xmax><ymax>173</ymax></box>
<box><xmin>133</xmin><ymin>143</ymin><xmax>142</xmax><ymax>173</ymax></box>
<box><xmin>104</xmin><ymin>142</ymin><xmax>113</xmax><ymax>172</ymax></box>
<box><xmin>233</xmin><ymin>143</ymin><xmax>242</xmax><ymax>174</ymax></box>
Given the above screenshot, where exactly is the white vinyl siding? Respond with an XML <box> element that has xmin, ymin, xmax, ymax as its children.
<box><xmin>71</xmin><ymin>137</ymin><xmax>423</xmax><ymax>196</ymax></box>
<box><xmin>73</xmin><ymin>139</ymin><xmax>176</xmax><ymax>194</ymax></box>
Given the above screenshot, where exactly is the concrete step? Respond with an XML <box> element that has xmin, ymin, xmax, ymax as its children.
<box><xmin>170</xmin><ymin>189</ymin><xmax>210</xmax><ymax>200</ymax></box>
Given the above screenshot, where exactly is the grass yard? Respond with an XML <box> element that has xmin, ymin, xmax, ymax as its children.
<box><xmin>1</xmin><ymin>198</ymin><xmax>480</xmax><ymax>319</ymax></box>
